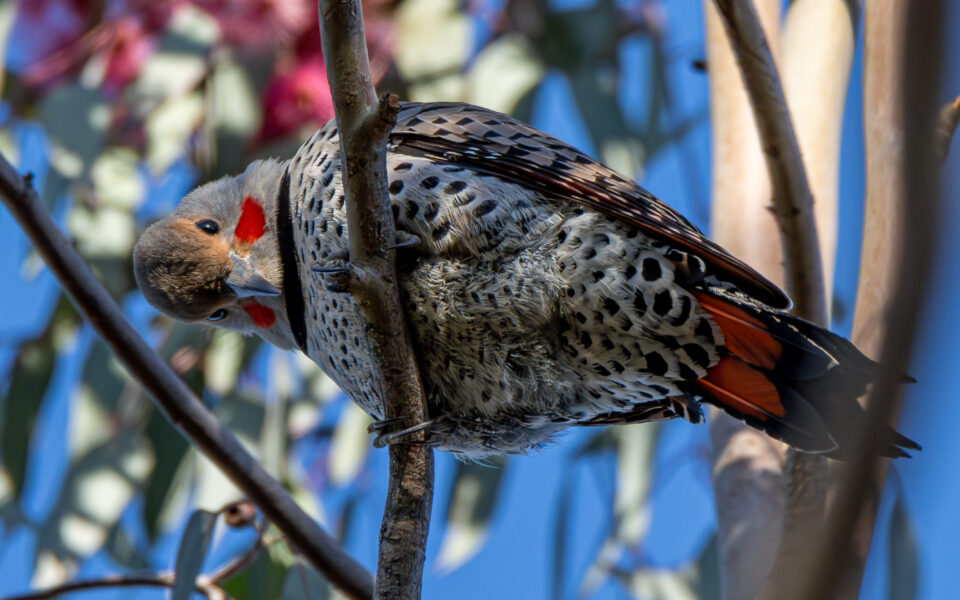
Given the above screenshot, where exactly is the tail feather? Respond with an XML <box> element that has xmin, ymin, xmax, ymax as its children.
<box><xmin>690</xmin><ymin>289</ymin><xmax>919</xmax><ymax>459</ymax></box>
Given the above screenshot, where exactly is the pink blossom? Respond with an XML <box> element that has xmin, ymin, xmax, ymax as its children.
<box><xmin>256</xmin><ymin>58</ymin><xmax>334</xmax><ymax>143</ymax></box>
<box><xmin>100</xmin><ymin>18</ymin><xmax>156</xmax><ymax>93</ymax></box>
<box><xmin>192</xmin><ymin>0</ymin><xmax>314</xmax><ymax>49</ymax></box>
<box><xmin>12</xmin><ymin>0</ymin><xmax>89</xmax><ymax>79</ymax></box>
<box><xmin>18</xmin><ymin>0</ymin><xmax>178</xmax><ymax>90</ymax></box>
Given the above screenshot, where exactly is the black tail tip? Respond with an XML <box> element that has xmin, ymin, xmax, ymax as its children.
<box><xmin>886</xmin><ymin>430</ymin><xmax>922</xmax><ymax>458</ymax></box>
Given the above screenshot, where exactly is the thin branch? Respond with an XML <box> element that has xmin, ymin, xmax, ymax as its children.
<box><xmin>709</xmin><ymin>3</ymin><xmax>830</xmax><ymax>599</ymax></box>
<box><xmin>0</xmin><ymin>573</ymin><xmax>223</xmax><ymax>600</ymax></box>
<box><xmin>711</xmin><ymin>0</ymin><xmax>826</xmax><ymax>324</ymax></box>
<box><xmin>797</xmin><ymin>3</ymin><xmax>943</xmax><ymax>598</ymax></box>
<box><xmin>701</xmin><ymin>2</ymin><xmax>788</xmax><ymax>598</ymax></box>
<box><xmin>0</xmin><ymin>159</ymin><xmax>374</xmax><ymax>599</ymax></box>
<box><xmin>317</xmin><ymin>2</ymin><xmax>434</xmax><ymax>599</ymax></box>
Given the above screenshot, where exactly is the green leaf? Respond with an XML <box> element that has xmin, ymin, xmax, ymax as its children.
<box><xmin>132</xmin><ymin>5</ymin><xmax>217</xmax><ymax>106</ymax></box>
<box><xmin>692</xmin><ymin>535</ymin><xmax>721</xmax><ymax>600</ymax></box>
<box><xmin>38</xmin><ymin>84</ymin><xmax>108</xmax><ymax>179</ymax></box>
<box><xmin>578</xmin><ymin>425</ymin><xmax>660</xmax><ymax>597</ymax></box>
<box><xmin>551</xmin><ymin>468</ymin><xmax>575</xmax><ymax>600</ymax></box>
<box><xmin>395</xmin><ymin>0</ymin><xmax>472</xmax><ymax>100</ymax></box>
<box><xmin>0</xmin><ymin>0</ymin><xmax>16</xmax><ymax>99</ymax></box>
<box><xmin>327</xmin><ymin>403</ymin><xmax>372</xmax><ymax>486</ymax></box>
<box><xmin>466</xmin><ymin>33</ymin><xmax>544</xmax><ymax>114</ymax></box>
<box><xmin>207</xmin><ymin>57</ymin><xmax>261</xmax><ymax>177</ymax></box>
<box><xmin>435</xmin><ymin>456</ymin><xmax>507</xmax><ymax>571</ymax></box>
<box><xmin>620</xmin><ymin>568</ymin><xmax>698</xmax><ymax>600</ymax></box>
<box><xmin>888</xmin><ymin>499</ymin><xmax>919</xmax><ymax>600</ymax></box>
<box><xmin>222</xmin><ymin>534</ymin><xmax>295</xmax><ymax>600</ymax></box>
<box><xmin>172</xmin><ymin>509</ymin><xmax>219</xmax><ymax>600</ymax></box>
<box><xmin>1</xmin><ymin>334</ymin><xmax>57</xmax><ymax>498</ymax></box>
<box><xmin>281</xmin><ymin>560</ymin><xmax>330</xmax><ymax>600</ymax></box>
<box><xmin>142</xmin><ymin>322</ymin><xmax>210</xmax><ymax>539</ymax></box>
<box><xmin>35</xmin><ymin>431</ymin><xmax>151</xmax><ymax>569</ymax></box>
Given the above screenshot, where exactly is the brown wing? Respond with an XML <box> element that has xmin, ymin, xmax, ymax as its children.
<box><xmin>389</xmin><ymin>102</ymin><xmax>791</xmax><ymax>309</ymax></box>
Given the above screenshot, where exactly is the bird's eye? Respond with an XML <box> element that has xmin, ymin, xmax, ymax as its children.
<box><xmin>208</xmin><ymin>309</ymin><xmax>228</xmax><ymax>321</ymax></box>
<box><xmin>196</xmin><ymin>219</ymin><xmax>220</xmax><ymax>234</ymax></box>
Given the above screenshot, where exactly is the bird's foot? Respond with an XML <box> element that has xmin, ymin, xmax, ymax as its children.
<box><xmin>311</xmin><ymin>263</ymin><xmax>352</xmax><ymax>292</ymax></box>
<box><xmin>368</xmin><ymin>416</ymin><xmax>437</xmax><ymax>448</ymax></box>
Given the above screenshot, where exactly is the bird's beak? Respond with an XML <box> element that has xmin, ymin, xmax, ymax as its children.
<box><xmin>226</xmin><ymin>252</ymin><xmax>281</xmax><ymax>298</ymax></box>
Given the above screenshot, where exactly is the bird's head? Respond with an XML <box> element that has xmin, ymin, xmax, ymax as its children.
<box><xmin>133</xmin><ymin>159</ymin><xmax>297</xmax><ymax>350</ymax></box>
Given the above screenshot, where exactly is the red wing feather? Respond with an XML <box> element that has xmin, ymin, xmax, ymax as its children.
<box><xmin>692</xmin><ymin>290</ymin><xmax>782</xmax><ymax>369</ymax></box>
<box><xmin>695</xmin><ymin>357</ymin><xmax>785</xmax><ymax>420</ymax></box>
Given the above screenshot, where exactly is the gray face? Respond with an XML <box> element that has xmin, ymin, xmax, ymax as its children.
<box><xmin>132</xmin><ymin>160</ymin><xmax>297</xmax><ymax>350</ymax></box>
<box><xmin>133</xmin><ymin>215</ymin><xmax>235</xmax><ymax>322</ymax></box>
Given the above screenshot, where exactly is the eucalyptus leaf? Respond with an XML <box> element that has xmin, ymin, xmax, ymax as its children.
<box><xmin>131</xmin><ymin>5</ymin><xmax>217</xmax><ymax>108</ymax></box>
<box><xmin>327</xmin><ymin>402</ymin><xmax>372</xmax><ymax>486</ymax></box>
<box><xmin>38</xmin><ymin>84</ymin><xmax>107</xmax><ymax>179</ymax></box>
<box><xmin>888</xmin><ymin>499</ymin><xmax>919</xmax><ymax>600</ymax></box>
<box><xmin>1</xmin><ymin>332</ymin><xmax>58</xmax><ymax>499</ymax></box>
<box><xmin>467</xmin><ymin>33</ymin><xmax>544</xmax><ymax>114</ymax></box>
<box><xmin>222</xmin><ymin>537</ymin><xmax>292</xmax><ymax>600</ymax></box>
<box><xmin>435</xmin><ymin>456</ymin><xmax>507</xmax><ymax>572</ymax></box>
<box><xmin>551</xmin><ymin>468</ymin><xmax>575</xmax><ymax>600</ymax></box>
<box><xmin>172</xmin><ymin>509</ymin><xmax>219</xmax><ymax>600</ymax></box>
<box><xmin>281</xmin><ymin>560</ymin><xmax>330</xmax><ymax>600</ymax></box>
<box><xmin>623</xmin><ymin>568</ymin><xmax>698</xmax><ymax>600</ymax></box>
<box><xmin>35</xmin><ymin>432</ymin><xmax>151</xmax><ymax>565</ymax></box>
<box><xmin>692</xmin><ymin>535</ymin><xmax>721</xmax><ymax>600</ymax></box>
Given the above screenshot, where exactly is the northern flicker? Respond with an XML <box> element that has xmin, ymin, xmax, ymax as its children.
<box><xmin>133</xmin><ymin>102</ymin><xmax>918</xmax><ymax>458</ymax></box>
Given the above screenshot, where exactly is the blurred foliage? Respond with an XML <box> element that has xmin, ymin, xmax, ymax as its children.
<box><xmin>0</xmin><ymin>0</ymin><xmax>722</xmax><ymax>598</ymax></box>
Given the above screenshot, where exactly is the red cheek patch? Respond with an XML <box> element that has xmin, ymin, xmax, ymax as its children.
<box><xmin>242</xmin><ymin>302</ymin><xmax>276</xmax><ymax>329</ymax></box>
<box><xmin>235</xmin><ymin>196</ymin><xmax>266</xmax><ymax>244</ymax></box>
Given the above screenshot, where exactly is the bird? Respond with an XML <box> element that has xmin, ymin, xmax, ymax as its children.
<box><xmin>133</xmin><ymin>101</ymin><xmax>918</xmax><ymax>459</ymax></box>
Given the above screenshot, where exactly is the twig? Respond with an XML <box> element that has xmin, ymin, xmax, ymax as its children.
<box><xmin>0</xmin><ymin>573</ymin><xmax>223</xmax><ymax>600</ymax></box>
<box><xmin>710</xmin><ymin>2</ymin><xmax>830</xmax><ymax>598</ymax></box>
<box><xmin>797</xmin><ymin>3</ymin><xmax>943</xmax><ymax>599</ymax></box>
<box><xmin>936</xmin><ymin>94</ymin><xmax>960</xmax><ymax>163</ymax></box>
<box><xmin>317</xmin><ymin>2</ymin><xmax>434</xmax><ymax>599</ymax></box>
<box><xmin>0</xmin><ymin>158</ymin><xmax>374</xmax><ymax>599</ymax></box>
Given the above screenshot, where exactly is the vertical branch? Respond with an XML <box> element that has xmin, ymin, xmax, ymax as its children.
<box><xmin>834</xmin><ymin>3</ymin><xmax>909</xmax><ymax>596</ymax></box>
<box><xmin>701</xmin><ymin>2</ymin><xmax>788</xmax><ymax>599</ymax></box>
<box><xmin>797</xmin><ymin>2</ymin><xmax>943</xmax><ymax>599</ymax></box>
<box><xmin>708</xmin><ymin>1</ymin><xmax>833</xmax><ymax>599</ymax></box>
<box><xmin>760</xmin><ymin>2</ymin><xmax>859</xmax><ymax>599</ymax></box>
<box><xmin>316</xmin><ymin>2</ymin><xmax>434</xmax><ymax>599</ymax></box>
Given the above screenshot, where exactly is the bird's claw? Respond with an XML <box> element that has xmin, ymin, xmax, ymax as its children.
<box><xmin>311</xmin><ymin>263</ymin><xmax>352</xmax><ymax>293</ymax></box>
<box><xmin>383</xmin><ymin>232</ymin><xmax>420</xmax><ymax>252</ymax></box>
<box><xmin>369</xmin><ymin>416</ymin><xmax>436</xmax><ymax>448</ymax></box>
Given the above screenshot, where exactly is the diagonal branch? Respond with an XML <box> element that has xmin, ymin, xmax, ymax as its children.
<box><xmin>711</xmin><ymin>0</ymin><xmax>826</xmax><ymax>325</ymax></box>
<box><xmin>317</xmin><ymin>2</ymin><xmax>434</xmax><ymax>599</ymax></box>
<box><xmin>709</xmin><ymin>2</ymin><xmax>829</xmax><ymax>599</ymax></box>
<box><xmin>0</xmin><ymin>159</ymin><xmax>374</xmax><ymax>600</ymax></box>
